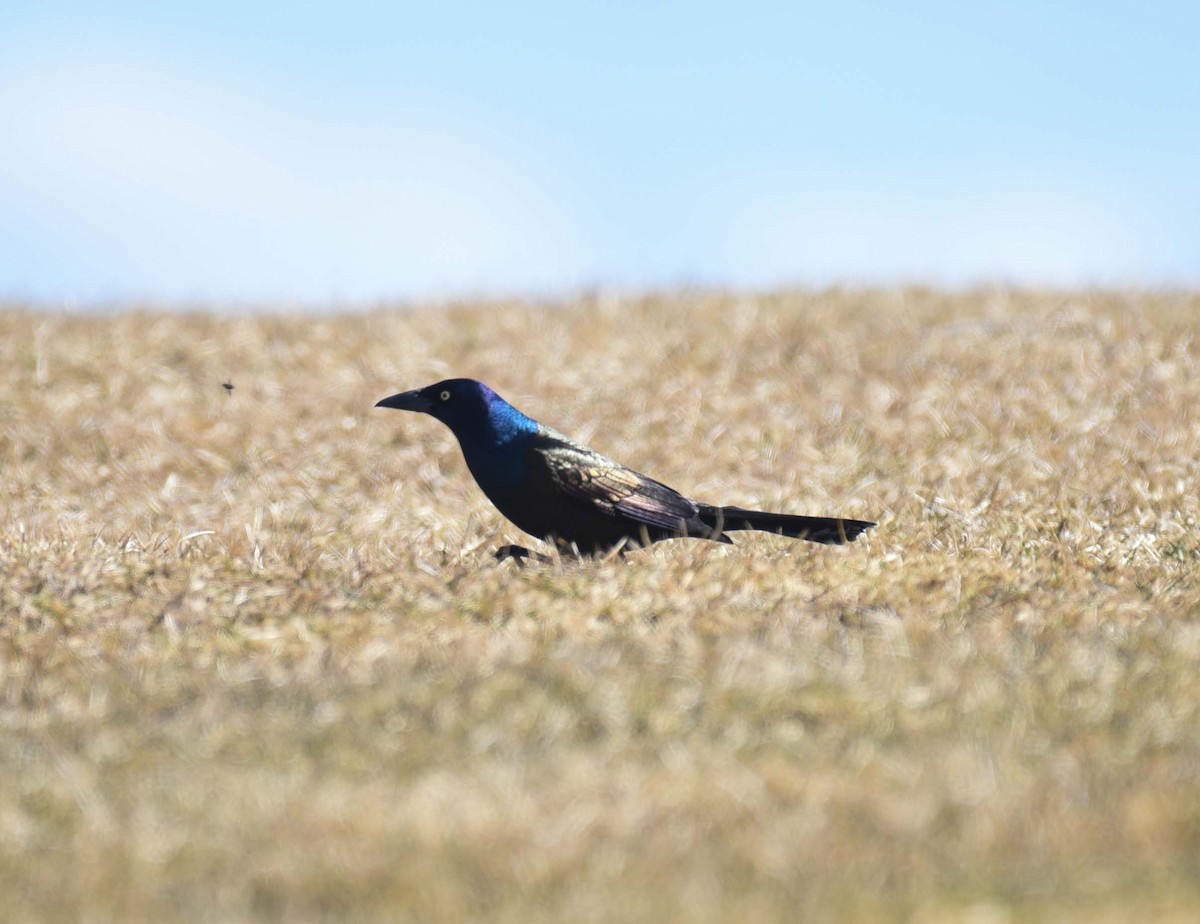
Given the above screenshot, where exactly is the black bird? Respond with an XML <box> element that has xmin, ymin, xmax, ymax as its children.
<box><xmin>376</xmin><ymin>379</ymin><xmax>875</xmax><ymax>557</ymax></box>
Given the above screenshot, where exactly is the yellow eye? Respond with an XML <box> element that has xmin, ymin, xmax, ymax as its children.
<box><xmin>440</xmin><ymin>390</ymin><xmax>451</xmax><ymax>401</ymax></box>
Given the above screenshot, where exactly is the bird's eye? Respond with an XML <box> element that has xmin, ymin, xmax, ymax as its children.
<box><xmin>440</xmin><ymin>390</ymin><xmax>451</xmax><ymax>401</ymax></box>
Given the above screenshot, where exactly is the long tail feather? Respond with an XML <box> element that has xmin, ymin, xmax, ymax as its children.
<box><xmin>697</xmin><ymin>505</ymin><xmax>875</xmax><ymax>545</ymax></box>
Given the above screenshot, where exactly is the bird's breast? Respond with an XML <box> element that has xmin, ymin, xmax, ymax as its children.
<box><xmin>457</xmin><ymin>431</ymin><xmax>533</xmax><ymax>503</ymax></box>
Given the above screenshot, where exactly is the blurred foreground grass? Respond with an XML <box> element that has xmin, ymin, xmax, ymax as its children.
<box><xmin>2</xmin><ymin>289</ymin><xmax>1200</xmax><ymax>921</ymax></box>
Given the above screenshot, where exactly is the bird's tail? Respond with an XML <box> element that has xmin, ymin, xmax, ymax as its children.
<box><xmin>697</xmin><ymin>505</ymin><xmax>875</xmax><ymax>545</ymax></box>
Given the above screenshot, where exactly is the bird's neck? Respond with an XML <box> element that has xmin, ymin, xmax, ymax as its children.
<box><xmin>454</xmin><ymin>400</ymin><xmax>539</xmax><ymax>499</ymax></box>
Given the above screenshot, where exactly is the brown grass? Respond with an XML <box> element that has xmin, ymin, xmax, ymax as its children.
<box><xmin>2</xmin><ymin>288</ymin><xmax>1200</xmax><ymax>921</ymax></box>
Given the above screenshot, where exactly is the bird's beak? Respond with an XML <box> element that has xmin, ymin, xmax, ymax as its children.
<box><xmin>375</xmin><ymin>389</ymin><xmax>433</xmax><ymax>413</ymax></box>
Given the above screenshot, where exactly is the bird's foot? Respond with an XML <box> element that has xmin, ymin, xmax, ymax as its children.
<box><xmin>494</xmin><ymin>544</ymin><xmax>552</xmax><ymax>565</ymax></box>
<box><xmin>494</xmin><ymin>539</ymin><xmax>632</xmax><ymax>565</ymax></box>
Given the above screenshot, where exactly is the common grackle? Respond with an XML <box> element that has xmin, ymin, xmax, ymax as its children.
<box><xmin>376</xmin><ymin>378</ymin><xmax>875</xmax><ymax>557</ymax></box>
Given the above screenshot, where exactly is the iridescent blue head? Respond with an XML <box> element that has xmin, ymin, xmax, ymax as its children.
<box><xmin>376</xmin><ymin>377</ymin><xmax>537</xmax><ymax>437</ymax></box>
<box><xmin>376</xmin><ymin>378</ymin><xmax>539</xmax><ymax>495</ymax></box>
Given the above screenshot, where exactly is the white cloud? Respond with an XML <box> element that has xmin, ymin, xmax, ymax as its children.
<box><xmin>706</xmin><ymin>172</ymin><xmax>1173</xmax><ymax>289</ymax></box>
<box><xmin>0</xmin><ymin>40</ymin><xmax>593</xmax><ymax>301</ymax></box>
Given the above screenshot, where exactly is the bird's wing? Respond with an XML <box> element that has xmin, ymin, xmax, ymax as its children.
<box><xmin>533</xmin><ymin>429</ymin><xmax>701</xmax><ymax>532</ymax></box>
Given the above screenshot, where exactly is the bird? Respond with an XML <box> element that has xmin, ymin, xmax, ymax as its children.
<box><xmin>376</xmin><ymin>378</ymin><xmax>875</xmax><ymax>558</ymax></box>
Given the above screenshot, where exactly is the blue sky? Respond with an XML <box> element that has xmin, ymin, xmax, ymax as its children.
<box><xmin>1</xmin><ymin>2</ymin><xmax>1197</xmax><ymax>303</ymax></box>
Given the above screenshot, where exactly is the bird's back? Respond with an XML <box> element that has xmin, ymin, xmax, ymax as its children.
<box><xmin>491</xmin><ymin>426</ymin><xmax>713</xmax><ymax>551</ymax></box>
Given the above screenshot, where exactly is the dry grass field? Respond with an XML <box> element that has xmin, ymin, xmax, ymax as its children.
<box><xmin>2</xmin><ymin>289</ymin><xmax>1199</xmax><ymax>921</ymax></box>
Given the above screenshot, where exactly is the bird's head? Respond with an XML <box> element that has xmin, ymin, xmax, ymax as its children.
<box><xmin>375</xmin><ymin>378</ymin><xmax>536</xmax><ymax>442</ymax></box>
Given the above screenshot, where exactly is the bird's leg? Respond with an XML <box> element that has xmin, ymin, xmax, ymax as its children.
<box><xmin>600</xmin><ymin>537</ymin><xmax>631</xmax><ymax>562</ymax></box>
<box><xmin>710</xmin><ymin>507</ymin><xmax>725</xmax><ymax>541</ymax></box>
<box><xmin>548</xmin><ymin>538</ymin><xmax>588</xmax><ymax>561</ymax></box>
